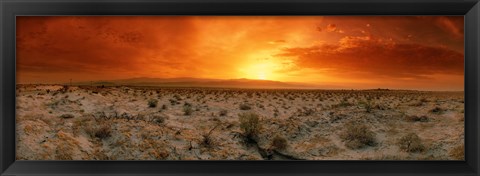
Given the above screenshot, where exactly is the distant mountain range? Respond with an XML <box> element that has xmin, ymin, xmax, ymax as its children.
<box><xmin>71</xmin><ymin>77</ymin><xmax>341</xmax><ymax>89</ymax></box>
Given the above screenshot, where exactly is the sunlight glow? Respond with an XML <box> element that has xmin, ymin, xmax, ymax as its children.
<box><xmin>238</xmin><ymin>51</ymin><xmax>283</xmax><ymax>81</ymax></box>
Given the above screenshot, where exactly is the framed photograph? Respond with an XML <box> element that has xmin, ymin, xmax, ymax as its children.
<box><xmin>1</xmin><ymin>0</ymin><xmax>479</xmax><ymax>175</ymax></box>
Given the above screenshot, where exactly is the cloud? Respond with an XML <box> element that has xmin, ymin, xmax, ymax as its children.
<box><xmin>16</xmin><ymin>16</ymin><xmax>464</xmax><ymax>90</ymax></box>
<box><xmin>434</xmin><ymin>16</ymin><xmax>464</xmax><ymax>39</ymax></box>
<box><xmin>268</xmin><ymin>39</ymin><xmax>287</xmax><ymax>44</ymax></box>
<box><xmin>317</xmin><ymin>23</ymin><xmax>343</xmax><ymax>33</ymax></box>
<box><xmin>326</xmin><ymin>24</ymin><xmax>337</xmax><ymax>32</ymax></box>
<box><xmin>277</xmin><ymin>35</ymin><xmax>464</xmax><ymax>79</ymax></box>
<box><xmin>16</xmin><ymin>17</ymin><xmax>202</xmax><ymax>81</ymax></box>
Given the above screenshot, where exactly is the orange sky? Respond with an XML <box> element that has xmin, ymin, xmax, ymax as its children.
<box><xmin>16</xmin><ymin>16</ymin><xmax>464</xmax><ymax>90</ymax></box>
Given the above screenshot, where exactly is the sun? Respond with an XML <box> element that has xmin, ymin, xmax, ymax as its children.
<box><xmin>239</xmin><ymin>60</ymin><xmax>279</xmax><ymax>81</ymax></box>
<box><xmin>237</xmin><ymin>51</ymin><xmax>286</xmax><ymax>81</ymax></box>
<box><xmin>258</xmin><ymin>72</ymin><xmax>267</xmax><ymax>80</ymax></box>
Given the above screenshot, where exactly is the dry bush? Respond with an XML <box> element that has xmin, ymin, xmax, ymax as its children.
<box><xmin>398</xmin><ymin>133</ymin><xmax>425</xmax><ymax>152</ymax></box>
<box><xmin>152</xmin><ymin>115</ymin><xmax>167</xmax><ymax>124</ymax></box>
<box><xmin>148</xmin><ymin>99</ymin><xmax>158</xmax><ymax>108</ymax></box>
<box><xmin>358</xmin><ymin>100</ymin><xmax>373</xmax><ymax>113</ymax></box>
<box><xmin>340</xmin><ymin>121</ymin><xmax>376</xmax><ymax>149</ymax></box>
<box><xmin>239</xmin><ymin>103</ymin><xmax>252</xmax><ymax>110</ymax></box>
<box><xmin>239</xmin><ymin>112</ymin><xmax>261</xmax><ymax>139</ymax></box>
<box><xmin>429</xmin><ymin>107</ymin><xmax>444</xmax><ymax>114</ymax></box>
<box><xmin>183</xmin><ymin>105</ymin><xmax>193</xmax><ymax>116</ymax></box>
<box><xmin>200</xmin><ymin>124</ymin><xmax>220</xmax><ymax>148</ymax></box>
<box><xmin>271</xmin><ymin>135</ymin><xmax>288</xmax><ymax>150</ymax></box>
<box><xmin>449</xmin><ymin>144</ymin><xmax>464</xmax><ymax>160</ymax></box>
<box><xmin>405</xmin><ymin>115</ymin><xmax>429</xmax><ymax>122</ymax></box>
<box><xmin>334</xmin><ymin>99</ymin><xmax>352</xmax><ymax>108</ymax></box>
<box><xmin>200</xmin><ymin>134</ymin><xmax>216</xmax><ymax>148</ymax></box>
<box><xmin>95</xmin><ymin>125</ymin><xmax>112</xmax><ymax>139</ymax></box>
<box><xmin>60</xmin><ymin>114</ymin><xmax>75</xmax><ymax>119</ymax></box>
<box><xmin>219</xmin><ymin>109</ymin><xmax>228</xmax><ymax>116</ymax></box>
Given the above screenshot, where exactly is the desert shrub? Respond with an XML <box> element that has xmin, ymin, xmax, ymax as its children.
<box><xmin>183</xmin><ymin>105</ymin><xmax>193</xmax><ymax>116</ymax></box>
<box><xmin>152</xmin><ymin>115</ymin><xmax>167</xmax><ymax>124</ymax></box>
<box><xmin>239</xmin><ymin>112</ymin><xmax>261</xmax><ymax>139</ymax></box>
<box><xmin>219</xmin><ymin>109</ymin><xmax>228</xmax><ymax>116</ymax></box>
<box><xmin>169</xmin><ymin>99</ymin><xmax>177</xmax><ymax>105</ymax></box>
<box><xmin>95</xmin><ymin>125</ymin><xmax>112</xmax><ymax>139</ymax></box>
<box><xmin>405</xmin><ymin>115</ymin><xmax>429</xmax><ymax>122</ymax></box>
<box><xmin>239</xmin><ymin>103</ymin><xmax>252</xmax><ymax>110</ymax></box>
<box><xmin>148</xmin><ymin>99</ymin><xmax>158</xmax><ymax>108</ymax></box>
<box><xmin>161</xmin><ymin>104</ymin><xmax>167</xmax><ymax>110</ymax></box>
<box><xmin>271</xmin><ymin>135</ymin><xmax>288</xmax><ymax>150</ymax></box>
<box><xmin>340</xmin><ymin>121</ymin><xmax>376</xmax><ymax>149</ymax></box>
<box><xmin>429</xmin><ymin>107</ymin><xmax>444</xmax><ymax>114</ymax></box>
<box><xmin>200</xmin><ymin>134</ymin><xmax>215</xmax><ymax>148</ymax></box>
<box><xmin>358</xmin><ymin>100</ymin><xmax>374</xmax><ymax>113</ymax></box>
<box><xmin>60</xmin><ymin>114</ymin><xmax>75</xmax><ymax>119</ymax></box>
<box><xmin>199</xmin><ymin>124</ymin><xmax>221</xmax><ymax>148</ymax></box>
<box><xmin>449</xmin><ymin>144</ymin><xmax>464</xmax><ymax>160</ymax></box>
<box><xmin>60</xmin><ymin>85</ymin><xmax>69</xmax><ymax>93</ymax></box>
<box><xmin>398</xmin><ymin>133</ymin><xmax>425</xmax><ymax>152</ymax></box>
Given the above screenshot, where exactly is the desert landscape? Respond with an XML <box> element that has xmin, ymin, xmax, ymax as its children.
<box><xmin>16</xmin><ymin>83</ymin><xmax>464</xmax><ymax>160</ymax></box>
<box><xmin>16</xmin><ymin>16</ymin><xmax>465</xmax><ymax>160</ymax></box>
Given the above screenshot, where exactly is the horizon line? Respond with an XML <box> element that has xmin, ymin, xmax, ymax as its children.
<box><xmin>15</xmin><ymin>83</ymin><xmax>464</xmax><ymax>92</ymax></box>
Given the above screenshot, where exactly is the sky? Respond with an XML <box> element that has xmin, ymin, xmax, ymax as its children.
<box><xmin>16</xmin><ymin>16</ymin><xmax>464</xmax><ymax>90</ymax></box>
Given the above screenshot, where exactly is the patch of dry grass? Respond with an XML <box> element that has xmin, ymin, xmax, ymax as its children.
<box><xmin>398</xmin><ymin>133</ymin><xmax>425</xmax><ymax>153</ymax></box>
<box><xmin>340</xmin><ymin>121</ymin><xmax>376</xmax><ymax>149</ymax></box>
<box><xmin>239</xmin><ymin>112</ymin><xmax>261</xmax><ymax>140</ymax></box>
<box><xmin>449</xmin><ymin>144</ymin><xmax>464</xmax><ymax>160</ymax></box>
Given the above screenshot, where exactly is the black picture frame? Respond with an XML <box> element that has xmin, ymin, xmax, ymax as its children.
<box><xmin>1</xmin><ymin>0</ymin><xmax>479</xmax><ymax>175</ymax></box>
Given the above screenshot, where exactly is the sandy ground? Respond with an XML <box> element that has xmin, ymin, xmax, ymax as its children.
<box><xmin>15</xmin><ymin>84</ymin><xmax>464</xmax><ymax>160</ymax></box>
